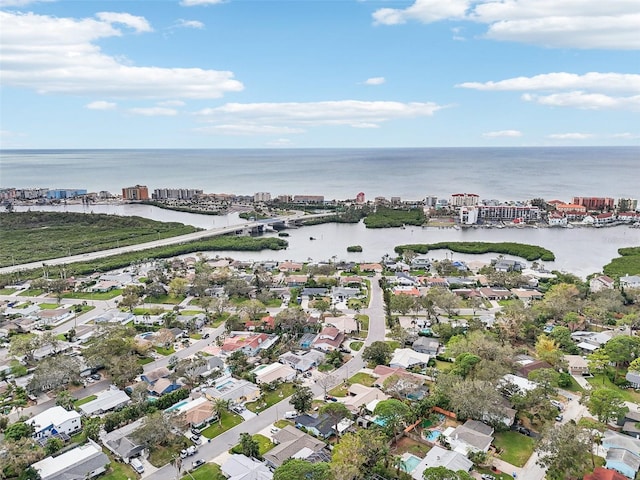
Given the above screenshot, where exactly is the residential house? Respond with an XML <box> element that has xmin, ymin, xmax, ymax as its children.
<box><xmin>425</xmin><ymin>277</ymin><xmax>449</xmax><ymax>288</ymax></box>
<box><xmin>590</xmin><ymin>275</ymin><xmax>616</xmax><ymax>293</ymax></box>
<box><xmin>583</xmin><ymin>467</ymin><xmax>629</xmax><ymax>480</ymax></box>
<box><xmin>493</xmin><ymin>259</ymin><xmax>524</xmax><ymax>273</ymax></box>
<box><xmin>392</xmin><ymin>286</ymin><xmax>422</xmax><ymax>297</ymax></box>
<box><xmin>149</xmin><ymin>377</ymin><xmax>181</xmax><ymax>396</ymax></box>
<box><xmin>620</xmin><ymin>275</ymin><xmax>640</xmax><ymax>290</ymax></box>
<box><xmin>79</xmin><ymin>388</ymin><xmax>131</xmax><ymax>416</ymax></box>
<box><xmin>279</xmin><ymin>350</ymin><xmax>325</xmax><ymax>372</ymax></box>
<box><xmin>141</xmin><ymin>366</ymin><xmax>171</xmax><ymax>384</ymax></box>
<box><xmin>324</xmin><ymin>315</ymin><xmax>358</xmax><ymax>334</ymax></box>
<box><xmin>626</xmin><ymin>371</ymin><xmax>640</xmax><ymax>389</ymax></box>
<box><xmin>566</xmin><ymin>355</ymin><xmax>590</xmax><ymax>376</ymax></box>
<box><xmin>571</xmin><ymin>330</ymin><xmax>615</xmax><ymax>353</ymax></box>
<box><xmin>245</xmin><ymin>315</ymin><xmax>276</xmax><ymax>332</ymax></box>
<box><xmin>312</xmin><ymin>326</ymin><xmax>345</xmax><ymax>352</ymax></box>
<box><xmin>410</xmin><ymin>445</ymin><xmax>473</xmax><ymax>480</ymax></box>
<box><xmin>548</xmin><ymin>212</ymin><xmax>568</xmax><ymax>227</ymax></box>
<box><xmin>295</xmin><ymin>413</ymin><xmax>340</xmax><ymax>439</ymax></box>
<box><xmin>220</xmin><ymin>454</ymin><xmax>273</xmax><ymax>480</ymax></box>
<box><xmin>478</xmin><ymin>287</ymin><xmax>512</xmax><ymax>300</ymax></box>
<box><xmin>205</xmin><ymin>376</ymin><xmax>260</xmax><ymax>405</ymax></box>
<box><xmin>168</xmin><ymin>397</ymin><xmax>217</xmax><ymax>431</ymax></box>
<box><xmin>27</xmin><ymin>406</ymin><xmax>82</xmax><ymax>440</ymax></box>
<box><xmin>359</xmin><ymin>263</ymin><xmax>383</xmax><ymax>273</ymax></box>
<box><xmin>411</xmin><ymin>257</ymin><xmax>431</xmax><ymax>269</ymax></box>
<box><xmin>252</xmin><ymin>362</ymin><xmax>296</xmax><ymax>384</ymax></box>
<box><xmin>299</xmin><ymin>333</ymin><xmax>317</xmax><ymax>349</ymax></box>
<box><xmin>33</xmin><ymin>441</ymin><xmax>109</xmax><ymax>480</ymax></box>
<box><xmin>278</xmin><ymin>261</ymin><xmax>303</xmax><ymax>272</ymax></box>
<box><xmin>511</xmin><ymin>288</ymin><xmax>543</xmax><ymax>304</ymax></box>
<box><xmin>92</xmin><ymin>310</ymin><xmax>134</xmax><ymax>325</ymax></box>
<box><xmin>389</xmin><ymin>348</ymin><xmax>431</xmax><ymax>370</ymax></box>
<box><xmin>615</xmin><ymin>410</ymin><xmax>640</xmax><ymax>438</ymax></box>
<box><xmin>331</xmin><ymin>287</ymin><xmax>361</xmax><ymax>303</ymax></box>
<box><xmin>340</xmin><ymin>384</ymin><xmax>389</xmax><ymax>413</ymax></box>
<box><xmin>222</xmin><ymin>332</ymin><xmax>278</xmax><ymax>357</ymax></box>
<box><xmin>500</xmin><ymin>374</ymin><xmax>538</xmax><ymax>395</ymax></box>
<box><xmin>602</xmin><ymin>430</ymin><xmax>640</xmax><ymax>456</ymax></box>
<box><xmin>101</xmin><ymin>418</ymin><xmax>145</xmax><ymax>462</ymax></box>
<box><xmin>285</xmin><ymin>275</ymin><xmax>308</xmax><ymax>287</ymax></box>
<box><xmin>264</xmin><ymin>425</ymin><xmax>327</xmax><ymax>468</ymax></box>
<box><xmin>411</xmin><ymin>337</ymin><xmax>439</xmax><ymax>356</ymax></box>
<box><xmin>606</xmin><ymin>449</ymin><xmax>640</xmax><ymax>479</ymax></box>
<box><xmin>36</xmin><ymin>307</ymin><xmax>74</xmax><ymax>326</ymax></box>
<box><xmin>443</xmin><ymin>419</ymin><xmax>494</xmax><ymax>455</ymax></box>
<box><xmin>89</xmin><ymin>280</ymin><xmax>121</xmax><ymax>293</ymax></box>
<box><xmin>516</xmin><ymin>359</ymin><xmax>552</xmax><ymax>378</ymax></box>
<box><xmin>595</xmin><ymin>212</ymin><xmax>617</xmax><ymax>225</ymax></box>
<box><xmin>300</xmin><ymin>287</ymin><xmax>329</xmax><ymax>298</ymax></box>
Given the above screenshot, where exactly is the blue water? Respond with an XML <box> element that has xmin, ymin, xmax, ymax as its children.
<box><xmin>426</xmin><ymin>430</ymin><xmax>442</xmax><ymax>442</ymax></box>
<box><xmin>1</xmin><ymin>147</ymin><xmax>638</xmax><ymax>200</ymax></box>
<box><xmin>216</xmin><ymin>380</ymin><xmax>233</xmax><ymax>390</ymax></box>
<box><xmin>401</xmin><ymin>454</ymin><xmax>422</xmax><ymax>473</ymax></box>
<box><xmin>165</xmin><ymin>400</ymin><xmax>189</xmax><ymax>412</ymax></box>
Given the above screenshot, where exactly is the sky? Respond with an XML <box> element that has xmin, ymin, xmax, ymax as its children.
<box><xmin>0</xmin><ymin>0</ymin><xmax>639</xmax><ymax>149</ymax></box>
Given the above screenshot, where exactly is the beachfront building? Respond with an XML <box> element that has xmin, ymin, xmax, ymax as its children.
<box><xmin>450</xmin><ymin>193</ymin><xmax>479</xmax><ymax>208</ymax></box>
<box><xmin>459</xmin><ymin>206</ymin><xmax>479</xmax><ymax>225</ymax></box>
<box><xmin>477</xmin><ymin>205</ymin><xmax>540</xmax><ymax>222</ymax></box>
<box><xmin>122</xmin><ymin>185</ymin><xmax>149</xmax><ymax>201</ymax></box>
<box><xmin>254</xmin><ymin>192</ymin><xmax>272</xmax><ymax>202</ymax></box>
<box><xmin>573</xmin><ymin>196</ymin><xmax>615</xmax><ymax>212</ymax></box>
<box><xmin>152</xmin><ymin>188</ymin><xmax>202</xmax><ymax>200</ymax></box>
<box><xmin>46</xmin><ymin>189</ymin><xmax>87</xmax><ymax>199</ymax></box>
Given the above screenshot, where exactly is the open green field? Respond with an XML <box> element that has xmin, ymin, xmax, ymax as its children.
<box><xmin>18</xmin><ymin>289</ymin><xmax>44</xmax><ymax>297</ymax></box>
<box><xmin>493</xmin><ymin>431</ymin><xmax>536</xmax><ymax>467</ymax></box>
<box><xmin>350</xmin><ymin>341</ymin><xmax>364</xmax><ymax>351</ymax></box>
<box><xmin>38</xmin><ymin>303</ymin><xmax>61</xmax><ymax>309</ymax></box>
<box><xmin>146</xmin><ymin>294</ymin><xmax>185</xmax><ymax>305</ymax></box>
<box><xmin>0</xmin><ymin>211</ymin><xmax>199</xmax><ymax>267</ymax></box>
<box><xmin>329</xmin><ymin>372</ymin><xmax>377</xmax><ymax>397</ymax></box>
<box><xmin>364</xmin><ymin>206</ymin><xmax>426</xmax><ymax>228</ymax></box>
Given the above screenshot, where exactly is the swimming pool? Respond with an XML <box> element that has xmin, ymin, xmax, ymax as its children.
<box><xmin>425</xmin><ymin>429</ymin><xmax>442</xmax><ymax>442</ymax></box>
<box><xmin>401</xmin><ymin>454</ymin><xmax>422</xmax><ymax>473</ymax></box>
<box><xmin>165</xmin><ymin>400</ymin><xmax>189</xmax><ymax>412</ymax></box>
<box><xmin>216</xmin><ymin>380</ymin><xmax>234</xmax><ymax>390</ymax></box>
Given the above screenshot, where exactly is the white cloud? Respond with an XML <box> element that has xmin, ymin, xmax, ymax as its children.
<box><xmin>174</xmin><ymin>19</ymin><xmax>205</xmax><ymax>29</ymax></box>
<box><xmin>129</xmin><ymin>107</ymin><xmax>178</xmax><ymax>116</ymax></box>
<box><xmin>0</xmin><ymin>0</ymin><xmax>51</xmax><ymax>6</ymax></box>
<box><xmin>266</xmin><ymin>138</ymin><xmax>294</xmax><ymax>147</ymax></box>
<box><xmin>195</xmin><ymin>100</ymin><xmax>446</xmax><ymax>128</ymax></box>
<box><xmin>95</xmin><ymin>12</ymin><xmax>153</xmax><ymax>33</ymax></box>
<box><xmin>196</xmin><ymin>124</ymin><xmax>305</xmax><ymax>135</ymax></box>
<box><xmin>611</xmin><ymin>132</ymin><xmax>640</xmax><ymax>139</ymax></box>
<box><xmin>522</xmin><ymin>91</ymin><xmax>640</xmax><ymax>110</ymax></box>
<box><xmin>180</xmin><ymin>0</ymin><xmax>225</xmax><ymax>5</ymax></box>
<box><xmin>0</xmin><ymin>11</ymin><xmax>243</xmax><ymax>100</ymax></box>
<box><xmin>483</xmin><ymin>129</ymin><xmax>522</xmax><ymax>137</ymax></box>
<box><xmin>157</xmin><ymin>100</ymin><xmax>186</xmax><ymax>107</ymax></box>
<box><xmin>86</xmin><ymin>100</ymin><xmax>117</xmax><ymax>110</ymax></box>
<box><xmin>457</xmin><ymin>72</ymin><xmax>640</xmax><ymax>93</ymax></box>
<box><xmin>364</xmin><ymin>77</ymin><xmax>386</xmax><ymax>86</ymax></box>
<box><xmin>373</xmin><ymin>0</ymin><xmax>640</xmax><ymax>49</ymax></box>
<box><xmin>548</xmin><ymin>133</ymin><xmax>593</xmax><ymax>139</ymax></box>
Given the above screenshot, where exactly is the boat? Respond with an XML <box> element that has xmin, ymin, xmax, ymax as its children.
<box><xmin>309</xmin><ymin>236</ymin><xmax>316</xmax><ymax>240</ymax></box>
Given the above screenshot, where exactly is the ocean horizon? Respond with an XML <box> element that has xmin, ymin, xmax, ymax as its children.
<box><xmin>1</xmin><ymin>146</ymin><xmax>638</xmax><ymax>201</ymax></box>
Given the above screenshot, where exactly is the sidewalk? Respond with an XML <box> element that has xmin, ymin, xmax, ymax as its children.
<box><xmin>571</xmin><ymin>374</ymin><xmax>592</xmax><ymax>390</ymax></box>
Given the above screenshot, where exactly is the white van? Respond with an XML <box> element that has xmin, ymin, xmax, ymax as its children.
<box><xmin>130</xmin><ymin>458</ymin><xmax>145</xmax><ymax>474</ymax></box>
<box><xmin>284</xmin><ymin>411</ymin><xmax>297</xmax><ymax>419</ymax></box>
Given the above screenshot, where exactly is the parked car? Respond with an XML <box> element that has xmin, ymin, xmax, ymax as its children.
<box><xmin>324</xmin><ymin>396</ymin><xmax>338</xmax><ymax>402</ymax></box>
<box><xmin>90</xmin><ymin>373</ymin><xmax>101</xmax><ymax>381</ymax></box>
<box><xmin>270</xmin><ymin>427</ymin><xmax>280</xmax><ymax>434</ymax></box>
<box><xmin>180</xmin><ymin>446</ymin><xmax>197</xmax><ymax>458</ymax></box>
<box><xmin>191</xmin><ymin>427</ymin><xmax>201</xmax><ymax>435</ymax></box>
<box><xmin>481</xmin><ymin>475</ymin><xmax>495</xmax><ymax>480</ymax></box>
<box><xmin>130</xmin><ymin>458</ymin><xmax>145</xmax><ymax>474</ymax></box>
<box><xmin>190</xmin><ymin>434</ymin><xmax>202</xmax><ymax>444</ymax></box>
<box><xmin>555</xmin><ymin>414</ymin><xmax>563</xmax><ymax>422</ymax></box>
<box><xmin>515</xmin><ymin>426</ymin><xmax>531</xmax><ymax>436</ymax></box>
<box><xmin>192</xmin><ymin>459</ymin><xmax>205</xmax><ymax>469</ymax></box>
<box><xmin>303</xmin><ymin>372</ymin><xmax>312</xmax><ymax>378</ymax></box>
<box><xmin>550</xmin><ymin>400</ymin><xmax>564</xmax><ymax>411</ymax></box>
<box><xmin>284</xmin><ymin>411</ymin><xmax>297</xmax><ymax>419</ymax></box>
<box><xmin>203</xmin><ymin>333</ymin><xmax>210</xmax><ymax>339</ymax></box>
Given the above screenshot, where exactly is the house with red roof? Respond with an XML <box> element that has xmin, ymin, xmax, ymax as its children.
<box><xmin>221</xmin><ymin>332</ymin><xmax>278</xmax><ymax>356</ymax></box>
<box><xmin>312</xmin><ymin>326</ymin><xmax>345</xmax><ymax>352</ymax></box>
<box><xmin>245</xmin><ymin>315</ymin><xmax>275</xmax><ymax>332</ymax></box>
<box><xmin>584</xmin><ymin>468</ymin><xmax>628</xmax><ymax>480</ymax></box>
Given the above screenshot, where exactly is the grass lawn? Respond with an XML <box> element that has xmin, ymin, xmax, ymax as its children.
<box><xmin>181</xmin><ymin>310</ymin><xmax>203</xmax><ymax>316</ymax></box>
<box><xmin>146</xmin><ymin>294</ymin><xmax>185</xmax><ymax>305</ymax></box>
<box><xmin>356</xmin><ymin>314</ymin><xmax>369</xmax><ymax>330</ymax></box>
<box><xmin>137</xmin><ymin>356</ymin><xmax>154</xmax><ymax>365</ymax></box>
<box><xmin>435</xmin><ymin>360</ymin><xmax>454</xmax><ymax>372</ymax></box>
<box><xmin>210</xmin><ymin>317</ymin><xmax>225</xmax><ymax>328</ymax></box>
<box><xmin>62</xmin><ymin>289</ymin><xmax>122</xmax><ymax>300</ymax></box>
<box><xmin>318</xmin><ymin>363</ymin><xmax>335</xmax><ymax>373</ymax></box>
<box><xmin>38</xmin><ymin>302</ymin><xmax>60</xmax><ymax>309</ymax></box>
<box><xmin>182</xmin><ymin>463</ymin><xmax>225</xmax><ymax>480</ymax></box>
<box><xmin>274</xmin><ymin>419</ymin><xmax>293</xmax><ymax>429</ymax></box>
<box><xmin>350</xmin><ymin>341</ymin><xmax>364</xmax><ymax>351</ymax></box>
<box><xmin>562</xmin><ymin>375</ymin><xmax>585</xmax><ymax>394</ymax></box>
<box><xmin>493</xmin><ymin>431</ymin><xmax>536</xmax><ymax>467</ymax></box>
<box><xmin>200</xmin><ymin>410</ymin><xmax>243</xmax><ymax>439</ymax></box>
<box><xmin>349</xmin><ymin>372</ymin><xmax>376</xmax><ymax>387</ymax></box>
<box><xmin>0</xmin><ymin>288</ymin><xmax>17</xmax><ymax>294</ymax></box>
<box><xmin>587</xmin><ymin>374</ymin><xmax>640</xmax><ymax>403</ymax></box>
<box><xmin>101</xmin><ymin>459</ymin><xmax>138</xmax><ymax>480</ymax></box>
<box><xmin>19</xmin><ymin>288</ymin><xmax>44</xmax><ymax>296</ymax></box>
<box><xmin>386</xmin><ymin>340</ymin><xmax>401</xmax><ymax>350</ymax></box>
<box><xmin>154</xmin><ymin>346</ymin><xmax>175</xmax><ymax>356</ymax></box>
<box><xmin>230</xmin><ymin>434</ymin><xmax>275</xmax><ymax>456</ymax></box>
<box><xmin>328</xmin><ymin>384</ymin><xmax>350</xmax><ymax>397</ymax></box>
<box><xmin>74</xmin><ymin>395</ymin><xmax>97</xmax><ymax>408</ymax></box>
<box><xmin>133</xmin><ymin>307</ymin><xmax>167</xmax><ymax>315</ymax></box>
<box><xmin>246</xmin><ymin>383</ymin><xmax>296</xmax><ymax>412</ymax></box>
<box><xmin>476</xmin><ymin>467</ymin><xmax>514</xmax><ymax>480</ymax></box>
<box><xmin>190</xmin><ymin>333</ymin><xmax>203</xmax><ymax>340</ymax></box>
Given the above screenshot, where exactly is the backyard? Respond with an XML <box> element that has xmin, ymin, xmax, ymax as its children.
<box><xmin>493</xmin><ymin>431</ymin><xmax>536</xmax><ymax>467</ymax></box>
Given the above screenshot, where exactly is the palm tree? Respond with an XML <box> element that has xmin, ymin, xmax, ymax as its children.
<box><xmin>213</xmin><ymin>398</ymin><xmax>230</xmax><ymax>426</ymax></box>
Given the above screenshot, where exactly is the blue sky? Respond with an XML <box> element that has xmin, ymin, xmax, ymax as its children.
<box><xmin>1</xmin><ymin>0</ymin><xmax>639</xmax><ymax>148</ymax></box>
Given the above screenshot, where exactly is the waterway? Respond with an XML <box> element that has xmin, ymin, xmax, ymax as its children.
<box><xmin>13</xmin><ymin>204</ymin><xmax>640</xmax><ymax>278</ymax></box>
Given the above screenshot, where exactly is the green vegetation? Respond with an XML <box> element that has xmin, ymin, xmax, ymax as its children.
<box><xmin>181</xmin><ymin>463</ymin><xmax>225</xmax><ymax>480</ymax></box>
<box><xmin>0</xmin><ymin>235</ymin><xmax>288</xmax><ymax>286</ymax></box>
<box><xmin>154</xmin><ymin>346</ymin><xmax>175</xmax><ymax>356</ymax></box>
<box><xmin>494</xmin><ymin>431</ymin><xmax>537</xmax><ymax>467</ymax></box>
<box><xmin>395</xmin><ymin>241</ymin><xmax>555</xmax><ymax>261</ymax></box>
<box><xmin>603</xmin><ymin>246</ymin><xmax>640</xmax><ymax>278</ymax></box>
<box><xmin>200</xmin><ymin>410</ymin><xmax>243</xmax><ymax>438</ymax></box>
<box><xmin>364</xmin><ymin>206</ymin><xmax>426</xmax><ymax>228</ymax></box>
<box><xmin>587</xmin><ymin>374</ymin><xmax>640</xmax><ymax>403</ymax></box>
<box><xmin>274</xmin><ymin>419</ymin><xmax>293</xmax><ymax>429</ymax></box>
<box><xmin>0</xmin><ymin>288</ymin><xmax>16</xmax><ymax>294</ymax></box>
<box><xmin>19</xmin><ymin>289</ymin><xmax>44</xmax><ymax>297</ymax></box>
<box><xmin>246</xmin><ymin>383</ymin><xmax>296</xmax><ymax>412</ymax></box>
<box><xmin>141</xmin><ymin>200</ymin><xmax>222</xmax><ymax>216</ymax></box>
<box><xmin>62</xmin><ymin>290</ymin><xmax>122</xmax><ymax>300</ymax></box>
<box><xmin>101</xmin><ymin>458</ymin><xmax>138</xmax><ymax>480</ymax></box>
<box><xmin>349</xmin><ymin>372</ymin><xmax>376</xmax><ymax>387</ymax></box>
<box><xmin>350</xmin><ymin>341</ymin><xmax>364</xmax><ymax>351</ymax></box>
<box><xmin>146</xmin><ymin>294</ymin><xmax>185</xmax><ymax>305</ymax></box>
<box><xmin>73</xmin><ymin>395</ymin><xmax>97</xmax><ymax>408</ymax></box>
<box><xmin>0</xmin><ymin>211</ymin><xmax>198</xmax><ymax>267</ymax></box>
<box><xmin>38</xmin><ymin>303</ymin><xmax>59</xmax><ymax>309</ymax></box>
<box><xmin>230</xmin><ymin>434</ymin><xmax>275</xmax><ymax>456</ymax></box>
<box><xmin>347</xmin><ymin>245</ymin><xmax>363</xmax><ymax>252</ymax></box>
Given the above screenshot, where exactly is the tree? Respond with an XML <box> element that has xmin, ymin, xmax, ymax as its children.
<box><xmin>83</xmin><ymin>416</ymin><xmax>103</xmax><ymax>441</ymax></box>
<box><xmin>604</xmin><ymin>335</ymin><xmax>640</xmax><ymax>380</ymax></box>
<box><xmin>362</xmin><ymin>341</ymin><xmax>393</xmax><ymax>366</ymax></box>
<box><xmin>389</xmin><ymin>324</ymin><xmax>409</xmax><ymax>346</ymax></box>
<box><xmin>168</xmin><ymin>277</ymin><xmax>189</xmax><ymax>298</ymax></box>
<box><xmin>587</xmin><ymin>350</ymin><xmax>611</xmax><ymax>384</ymax></box>
<box><xmin>274</xmin><ymin>459</ymin><xmax>330</xmax><ymax>480</ymax></box>
<box><xmin>536</xmin><ymin>422</ymin><xmax>591</xmax><ymax>480</ymax></box>
<box><xmin>9</xmin><ymin>334</ymin><xmax>40</xmax><ymax>364</ymax></box>
<box><xmin>174</xmin><ymin>356</ymin><xmax>206</xmax><ymax>388</ymax></box>
<box><xmin>382</xmin><ymin>374</ymin><xmax>425</xmax><ymax>400</ymax></box>
<box><xmin>549</xmin><ymin>325</ymin><xmax>579</xmax><ymax>354</ymax></box>
<box><xmin>316</xmin><ymin>374</ymin><xmax>335</xmax><ymax>398</ymax></box>
<box><xmin>373</xmin><ymin>399</ymin><xmax>412</xmax><ymax>444</ymax></box>
<box><xmin>132</xmin><ymin>411</ymin><xmax>180</xmax><ymax>448</ymax></box>
<box><xmin>48</xmin><ymin>278</ymin><xmax>67</xmax><ymax>303</ymax></box>
<box><xmin>443</xmin><ymin>377</ymin><xmax>506</xmax><ymax>428</ymax></box>
<box><xmin>213</xmin><ymin>398</ymin><xmax>229</xmax><ymax>426</ymax></box>
<box><xmin>109</xmin><ymin>354</ymin><xmax>143</xmax><ymax>388</ymax></box>
<box><xmin>584</xmin><ymin>388</ymin><xmax>628</xmax><ymax>424</ymax></box>
<box><xmin>55</xmin><ymin>390</ymin><xmax>75</xmax><ymax>410</ymax></box>
<box><xmin>528</xmin><ymin>368</ymin><xmax>560</xmax><ymax>397</ymax></box>
<box><xmin>44</xmin><ymin>437</ymin><xmax>64</xmax><ymax>455</ymax></box>
<box><xmin>422</xmin><ymin>467</ymin><xmax>474</xmax><ymax>480</ymax></box>
<box><xmin>275</xmin><ymin>307</ymin><xmax>308</xmax><ymax>333</ymax></box>
<box><xmin>241</xmin><ymin>299</ymin><xmax>267</xmax><ymax>321</ymax></box>
<box><xmin>1</xmin><ymin>438</ymin><xmax>44</xmax><ymax>479</ymax></box>
<box><xmin>224</xmin><ymin>277</ymin><xmax>252</xmax><ymax>298</ymax></box>
<box><xmin>538</xmin><ymin>283</ymin><xmax>582</xmax><ymax>321</ymax></box>
<box><xmin>320</xmin><ymin>402</ymin><xmax>351</xmax><ymax>442</ymax></box>
<box><xmin>28</xmin><ymin>356</ymin><xmax>81</xmax><ymax>394</ymax></box>
<box><xmin>314</xmin><ymin>299</ymin><xmax>330</xmax><ymax>316</ymax></box>
<box><xmin>390</xmin><ymin>294</ymin><xmax>415</xmax><ymax>315</ymax></box>
<box><xmin>239</xmin><ymin>432</ymin><xmax>261</xmax><ymax>459</ymax></box>
<box><xmin>291</xmin><ymin>386</ymin><xmax>314</xmax><ymax>413</ymax></box>
<box><xmin>330</xmin><ymin>431</ymin><xmax>366</xmax><ymax>480</ymax></box>
<box><xmin>535</xmin><ymin>334</ymin><xmax>563</xmax><ymax>366</ymax></box>
<box><xmin>326</xmin><ymin>349</ymin><xmax>344</xmax><ymax>368</ymax></box>
<box><xmin>227</xmin><ymin>351</ymin><xmax>250</xmax><ymax>376</ymax></box>
<box><xmin>451</xmin><ymin>353</ymin><xmax>481</xmax><ymax>379</ymax></box>
<box><xmin>4</xmin><ymin>421</ymin><xmax>34</xmax><ymax>441</ymax></box>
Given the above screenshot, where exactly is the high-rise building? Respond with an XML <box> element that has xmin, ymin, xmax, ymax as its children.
<box><xmin>152</xmin><ymin>188</ymin><xmax>202</xmax><ymax>200</ymax></box>
<box><xmin>254</xmin><ymin>192</ymin><xmax>272</xmax><ymax>202</ymax></box>
<box><xmin>450</xmin><ymin>193</ymin><xmax>480</xmax><ymax>207</ymax></box>
<box><xmin>122</xmin><ymin>185</ymin><xmax>149</xmax><ymax>200</ymax></box>
<box><xmin>572</xmin><ymin>197</ymin><xmax>614</xmax><ymax>211</ymax></box>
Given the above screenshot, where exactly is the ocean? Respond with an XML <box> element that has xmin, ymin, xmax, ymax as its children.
<box><xmin>1</xmin><ymin>147</ymin><xmax>638</xmax><ymax>201</ymax></box>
